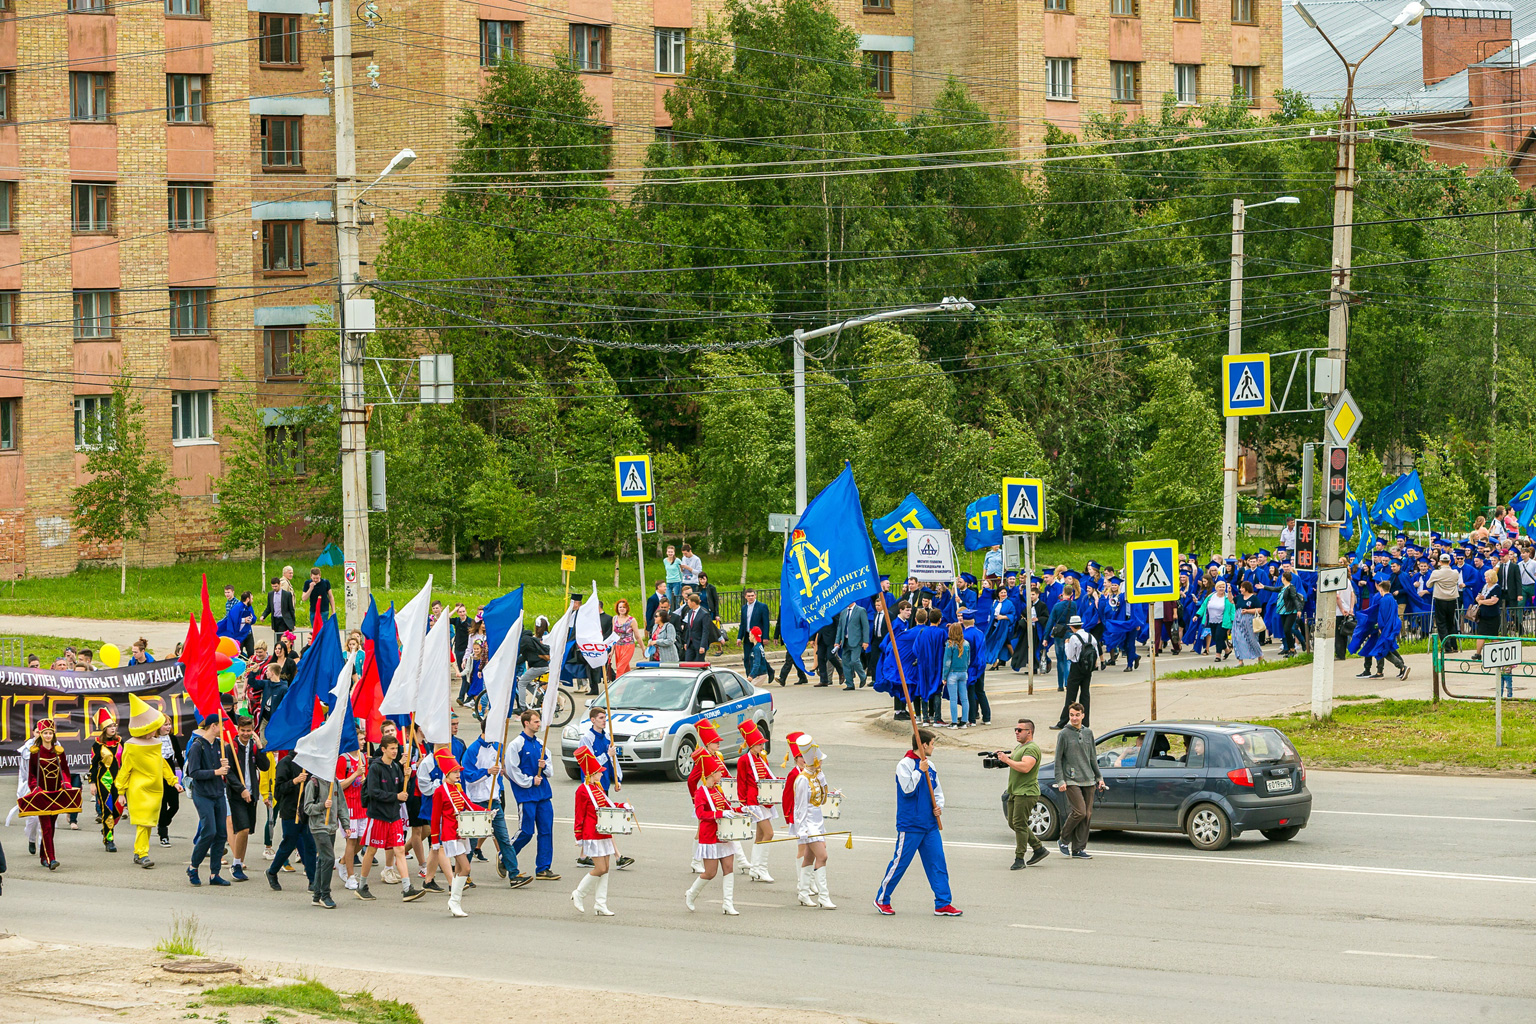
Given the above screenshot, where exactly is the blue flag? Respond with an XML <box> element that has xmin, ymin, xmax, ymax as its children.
<box><xmin>778</xmin><ymin>463</ymin><xmax>881</xmax><ymax>673</ymax></box>
<box><xmin>872</xmin><ymin>492</ymin><xmax>942</xmax><ymax>553</ymax></box>
<box><xmin>964</xmin><ymin>494</ymin><xmax>1003</xmax><ymax>551</ymax></box>
<box><xmin>481</xmin><ymin>586</ymin><xmax>523</xmax><ymax>658</ymax></box>
<box><xmin>1371</xmin><ymin>471</ymin><xmax>1428</xmax><ymax>527</ymax></box>
<box><xmin>1341</xmin><ymin>487</ymin><xmax>1369</xmax><ymax>542</ymax></box>
<box><xmin>265</xmin><ymin>613</ymin><xmax>346</xmax><ymax>752</ymax></box>
<box><xmin>1507</xmin><ymin>472</ymin><xmax>1536</xmax><ymax>540</ymax></box>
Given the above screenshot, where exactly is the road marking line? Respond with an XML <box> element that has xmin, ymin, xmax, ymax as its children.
<box><xmin>1010</xmin><ymin>924</ymin><xmax>1094</xmax><ymax>933</ymax></box>
<box><xmin>1344</xmin><ymin>950</ymin><xmax>1438</xmax><ymax>960</ymax></box>
<box><xmin>1314</xmin><ymin>810</ymin><xmax>1536</xmax><ymax>825</ymax></box>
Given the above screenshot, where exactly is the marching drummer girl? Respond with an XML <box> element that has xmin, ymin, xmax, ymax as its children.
<box><xmin>685</xmin><ymin>749</ymin><xmax>742</xmax><ymax>916</ymax></box>
<box><xmin>784</xmin><ymin>731</ymin><xmax>837</xmax><ymax>909</ymax></box>
<box><xmin>734</xmin><ymin>720</ymin><xmax>777</xmax><ymax>883</ymax></box>
<box><xmin>570</xmin><ymin>745</ymin><xmax>629</xmax><ymax>916</ymax></box>
<box><xmin>686</xmin><ymin>718</ymin><xmax>746</xmax><ymax>872</ymax></box>
<box><xmin>428</xmin><ymin>748</ymin><xmax>482</xmax><ymax>919</ymax></box>
<box><xmin>26</xmin><ymin>719</ymin><xmax>74</xmax><ymax>870</ymax></box>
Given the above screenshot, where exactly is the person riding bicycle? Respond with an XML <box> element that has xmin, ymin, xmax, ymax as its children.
<box><xmin>516</xmin><ymin>617</ymin><xmax>551</xmax><ymax>711</ymax></box>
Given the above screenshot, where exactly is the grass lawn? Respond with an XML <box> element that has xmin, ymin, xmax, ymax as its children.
<box><xmin>0</xmin><ymin>538</ymin><xmax>1137</xmax><ymax>628</ymax></box>
<box><xmin>1162</xmin><ymin>652</ymin><xmax>1313</xmax><ymax>680</ymax></box>
<box><xmin>200</xmin><ymin>981</ymin><xmax>421</xmax><ymax>1024</ymax></box>
<box><xmin>1253</xmin><ymin>699</ymin><xmax>1536</xmax><ymax>772</ymax></box>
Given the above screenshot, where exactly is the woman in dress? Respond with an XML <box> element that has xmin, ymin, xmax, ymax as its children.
<box><xmin>783</xmin><ymin>731</ymin><xmax>836</xmax><ymax>909</ymax></box>
<box><xmin>684</xmin><ymin>749</ymin><xmax>740</xmax><ymax>916</ymax></box>
<box><xmin>27</xmin><ymin>719</ymin><xmax>73</xmax><ymax>869</ymax></box>
<box><xmin>610</xmin><ymin>599</ymin><xmax>637</xmax><ymax>677</ymax></box>
<box><xmin>570</xmin><ymin>745</ymin><xmax>628</xmax><ymax>916</ymax></box>
<box><xmin>734</xmin><ymin>720</ymin><xmax>776</xmax><ymax>882</ymax></box>
<box><xmin>651</xmin><ymin>608</ymin><xmax>679</xmax><ymax>663</ymax></box>
<box><xmin>1230</xmin><ymin>579</ymin><xmax>1264</xmax><ymax>666</ymax></box>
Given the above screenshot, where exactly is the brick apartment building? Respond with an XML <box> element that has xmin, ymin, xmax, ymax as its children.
<box><xmin>0</xmin><ymin>0</ymin><xmax>1282</xmax><ymax>579</ymax></box>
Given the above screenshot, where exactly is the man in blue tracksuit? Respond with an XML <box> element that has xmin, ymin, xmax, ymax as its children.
<box><xmin>874</xmin><ymin>729</ymin><xmax>961</xmax><ymax>917</ymax></box>
<box><xmin>509</xmin><ymin>708</ymin><xmax>559</xmax><ymax>881</ymax></box>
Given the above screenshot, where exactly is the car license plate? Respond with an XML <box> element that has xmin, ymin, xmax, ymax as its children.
<box><xmin>614</xmin><ymin>745</ymin><xmax>624</xmax><ymax>759</ymax></box>
<box><xmin>1266</xmin><ymin>777</ymin><xmax>1294</xmax><ymax>793</ymax></box>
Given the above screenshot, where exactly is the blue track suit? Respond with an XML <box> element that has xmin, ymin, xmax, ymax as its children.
<box><xmin>875</xmin><ymin>752</ymin><xmax>951</xmax><ymax>910</ymax></box>
<box><xmin>508</xmin><ymin>730</ymin><xmax>554</xmax><ymax>873</ymax></box>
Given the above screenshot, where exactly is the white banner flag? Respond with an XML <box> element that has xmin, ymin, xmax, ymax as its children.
<box><xmin>575</xmin><ymin>582</ymin><xmax>613</xmax><ymax>669</ymax></box>
<box><xmin>415</xmin><ymin>605</ymin><xmax>454</xmax><ymax>744</ymax></box>
<box><xmin>292</xmin><ymin>657</ymin><xmax>352</xmax><ymax>784</ymax></box>
<box><xmin>379</xmin><ymin>576</ymin><xmax>432</xmax><ymax>716</ymax></box>
<box><xmin>908</xmin><ymin>528</ymin><xmax>956</xmax><ymax>583</ymax></box>
<box><xmin>540</xmin><ymin>599</ymin><xmax>576</xmax><ymax>727</ymax></box>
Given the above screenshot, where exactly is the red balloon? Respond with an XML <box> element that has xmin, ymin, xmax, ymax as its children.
<box><xmin>214</xmin><ymin>653</ymin><xmax>234</xmax><ymax>671</ymax></box>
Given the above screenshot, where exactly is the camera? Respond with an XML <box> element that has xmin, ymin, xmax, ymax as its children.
<box><xmin>978</xmin><ymin>750</ymin><xmax>1006</xmax><ymax>770</ymax></box>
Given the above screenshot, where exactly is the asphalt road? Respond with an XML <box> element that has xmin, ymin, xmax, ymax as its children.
<box><xmin>5</xmin><ymin>741</ymin><xmax>1534</xmax><ymax>1024</ymax></box>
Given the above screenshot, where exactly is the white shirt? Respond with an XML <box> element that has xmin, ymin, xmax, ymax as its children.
<box><xmin>1205</xmin><ymin>594</ymin><xmax>1228</xmax><ymax>623</ymax></box>
<box><xmin>1280</xmin><ymin>525</ymin><xmax>1296</xmax><ymax>550</ymax></box>
<box><xmin>680</xmin><ymin>554</ymin><xmax>702</xmax><ymax>585</ymax></box>
<box><xmin>1064</xmin><ymin>630</ymin><xmax>1097</xmax><ymax>664</ymax></box>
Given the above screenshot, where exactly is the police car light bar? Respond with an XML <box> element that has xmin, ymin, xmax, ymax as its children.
<box><xmin>678</xmin><ymin>661</ymin><xmax>710</xmax><ymax>668</ymax></box>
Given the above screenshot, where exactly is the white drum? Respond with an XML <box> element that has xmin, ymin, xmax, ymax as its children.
<box><xmin>756</xmin><ymin>777</ymin><xmax>784</xmax><ymax>806</ymax></box>
<box><xmin>596</xmin><ymin>805</ymin><xmax>636</xmax><ymax>835</ymax></box>
<box><xmin>458</xmin><ymin>809</ymin><xmax>492</xmax><ymax>839</ymax></box>
<box><xmin>821</xmin><ymin>794</ymin><xmax>842</xmax><ymax>820</ymax></box>
<box><xmin>716</xmin><ymin>814</ymin><xmax>754</xmax><ymax>841</ymax></box>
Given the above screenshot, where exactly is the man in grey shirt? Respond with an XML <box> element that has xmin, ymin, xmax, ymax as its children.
<box><xmin>1426</xmin><ymin>553</ymin><xmax>1462</xmax><ymax>654</ymax></box>
<box><xmin>1053</xmin><ymin>702</ymin><xmax>1105</xmax><ymax>859</ymax></box>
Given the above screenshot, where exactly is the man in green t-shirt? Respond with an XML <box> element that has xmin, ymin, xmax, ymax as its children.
<box><xmin>997</xmin><ymin>719</ymin><xmax>1048</xmax><ymax>870</ymax></box>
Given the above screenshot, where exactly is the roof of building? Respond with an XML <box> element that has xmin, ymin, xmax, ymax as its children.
<box><xmin>1284</xmin><ymin>1</ymin><xmax>1536</xmax><ymax>116</ymax></box>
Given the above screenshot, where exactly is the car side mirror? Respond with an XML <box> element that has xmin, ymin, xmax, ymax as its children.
<box><xmin>585</xmin><ymin>698</ymin><xmax>596</xmax><ymax>708</ymax></box>
<box><xmin>699</xmin><ymin>700</ymin><xmax>716</xmax><ymax>710</ymax></box>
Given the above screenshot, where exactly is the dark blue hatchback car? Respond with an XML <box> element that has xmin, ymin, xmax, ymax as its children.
<box><xmin>1028</xmin><ymin>720</ymin><xmax>1311</xmax><ymax>851</ymax></box>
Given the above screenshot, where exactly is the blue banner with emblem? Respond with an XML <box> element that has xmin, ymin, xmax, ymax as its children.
<box><xmin>778</xmin><ymin>463</ymin><xmax>881</xmax><ymax>674</ymax></box>
<box><xmin>964</xmin><ymin>494</ymin><xmax>1003</xmax><ymax>551</ymax></box>
<box><xmin>872</xmin><ymin>493</ymin><xmax>942</xmax><ymax>553</ymax></box>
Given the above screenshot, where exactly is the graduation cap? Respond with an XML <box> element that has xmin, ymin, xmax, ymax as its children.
<box><xmin>1257</xmin><ymin>548</ymin><xmax>1271</xmax><ymax>558</ymax></box>
<box><xmin>1373</xmin><ymin>572</ymin><xmax>1394</xmax><ymax>585</ymax></box>
<box><xmin>1086</xmin><ymin>560</ymin><xmax>1100</xmax><ymax>569</ymax></box>
<box><xmin>1225</xmin><ymin>556</ymin><xmax>1238</xmax><ymax>563</ymax></box>
<box><xmin>959</xmin><ymin>572</ymin><xmax>977</xmax><ymax>585</ymax></box>
<box><xmin>1064</xmin><ymin>570</ymin><xmax>1082</xmax><ymax>580</ymax></box>
<box><xmin>1108</xmin><ymin>576</ymin><xmax>1124</xmax><ymax>587</ymax></box>
<box><xmin>1030</xmin><ymin>575</ymin><xmax>1044</xmax><ymax>586</ymax></box>
<box><xmin>879</xmin><ymin>574</ymin><xmax>891</xmax><ymax>583</ymax></box>
<box><xmin>570</xmin><ymin>592</ymin><xmax>584</xmax><ymax>602</ymax></box>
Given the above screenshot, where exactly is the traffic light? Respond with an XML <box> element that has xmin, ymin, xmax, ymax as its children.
<box><xmin>1294</xmin><ymin>519</ymin><xmax>1317</xmax><ymax>570</ymax></box>
<box><xmin>1323</xmin><ymin>445</ymin><xmax>1349</xmax><ymax>524</ymax></box>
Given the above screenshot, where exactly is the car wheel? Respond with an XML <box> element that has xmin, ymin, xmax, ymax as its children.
<box><xmin>1185</xmin><ymin>802</ymin><xmax>1232</xmax><ymax>851</ymax></box>
<box><xmin>666</xmin><ymin>737</ymin><xmax>696</xmax><ymax>783</ymax></box>
<box><xmin>1029</xmin><ymin>798</ymin><xmax>1059</xmax><ymax>842</ymax></box>
<box><xmin>1261</xmin><ymin>825</ymin><xmax>1301</xmax><ymax>842</ymax></box>
<box><xmin>562</xmin><ymin>760</ymin><xmax>581</xmax><ymax>782</ymax></box>
<box><xmin>759</xmin><ymin>720</ymin><xmax>772</xmax><ymax>756</ymax></box>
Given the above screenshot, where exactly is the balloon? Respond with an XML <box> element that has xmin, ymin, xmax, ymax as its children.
<box><xmin>216</xmin><ymin>636</ymin><xmax>238</xmax><ymax>657</ymax></box>
<box><xmin>218</xmin><ymin>671</ymin><xmax>236</xmax><ymax>693</ymax></box>
<box><xmin>214</xmin><ymin>653</ymin><xmax>233</xmax><ymax>671</ymax></box>
<box><xmin>229</xmin><ymin>658</ymin><xmax>247</xmax><ymax>677</ymax></box>
<box><xmin>98</xmin><ymin>643</ymin><xmax>121</xmax><ymax>668</ymax></box>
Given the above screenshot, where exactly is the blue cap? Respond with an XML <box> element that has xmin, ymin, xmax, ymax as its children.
<box><xmin>1374</xmin><ymin>572</ymin><xmax>1394</xmax><ymax>584</ymax></box>
<box><xmin>1108</xmin><ymin>576</ymin><xmax>1124</xmax><ymax>587</ymax></box>
<box><xmin>959</xmin><ymin>572</ymin><xmax>977</xmax><ymax>585</ymax></box>
<box><xmin>1086</xmin><ymin>560</ymin><xmax>1100</xmax><ymax>569</ymax></box>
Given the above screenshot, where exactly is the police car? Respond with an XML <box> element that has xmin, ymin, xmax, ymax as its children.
<box><xmin>559</xmin><ymin>661</ymin><xmax>774</xmax><ymax>782</ymax></box>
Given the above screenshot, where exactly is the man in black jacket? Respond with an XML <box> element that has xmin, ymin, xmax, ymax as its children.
<box><xmin>224</xmin><ymin>717</ymin><xmax>269</xmax><ymax>882</ymax></box>
<box><xmin>355</xmin><ymin>736</ymin><xmax>415</xmax><ymax>902</ymax></box>
<box><xmin>643</xmin><ymin>582</ymin><xmax>668</xmax><ymax>631</ymax></box>
<box><xmin>681</xmin><ymin>593</ymin><xmax>710</xmax><ymax>661</ymax></box>
<box><xmin>185</xmin><ymin>715</ymin><xmax>231</xmax><ymax>887</ymax></box>
<box><xmin>516</xmin><ymin>619</ymin><xmax>551</xmax><ymax>711</ymax></box>
<box><xmin>265</xmin><ymin>751</ymin><xmax>315</xmax><ymax>892</ymax></box>
<box><xmin>262</xmin><ymin>578</ymin><xmax>295</xmax><ymax>635</ymax></box>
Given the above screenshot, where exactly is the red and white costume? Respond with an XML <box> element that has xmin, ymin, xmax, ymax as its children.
<box><xmin>684</xmin><ymin>717</ymin><xmax>730</xmax><ymax>799</ymax></box>
<box><xmin>783</xmin><ymin>731</ymin><xmax>836</xmax><ymax>909</ymax></box>
<box><xmin>429</xmin><ymin>750</ymin><xmax>483</xmax><ymax>860</ymax></box>
<box><xmin>573</xmin><ymin>747</ymin><xmax>630</xmax><ymax>859</ymax></box>
<box><xmin>735</xmin><ymin>731</ymin><xmax>778</xmax><ymax>824</ymax></box>
<box><xmin>684</xmin><ymin>749</ymin><xmax>742</xmax><ymax>916</ymax></box>
<box><xmin>337</xmin><ymin>751</ymin><xmax>367</xmax><ymax>840</ymax></box>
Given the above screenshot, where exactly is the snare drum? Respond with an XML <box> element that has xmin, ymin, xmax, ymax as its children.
<box><xmin>595</xmin><ymin>805</ymin><xmax>636</xmax><ymax>835</ymax></box>
<box><xmin>821</xmin><ymin>793</ymin><xmax>842</xmax><ymax>820</ymax></box>
<box><xmin>458</xmin><ymin>809</ymin><xmax>492</xmax><ymax>839</ymax></box>
<box><xmin>715</xmin><ymin>814</ymin><xmax>754</xmax><ymax>842</ymax></box>
<box><xmin>756</xmin><ymin>777</ymin><xmax>784</xmax><ymax>806</ymax></box>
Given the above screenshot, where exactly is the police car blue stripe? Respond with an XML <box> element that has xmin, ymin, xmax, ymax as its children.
<box><xmin>665</xmin><ymin>692</ymin><xmax>771</xmax><ymax>735</ymax></box>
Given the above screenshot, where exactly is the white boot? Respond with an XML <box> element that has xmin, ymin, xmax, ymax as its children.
<box><xmin>685</xmin><ymin>876</ymin><xmax>707</xmax><ymax>912</ymax></box>
<box><xmin>593</xmin><ymin>874</ymin><xmax>614</xmax><ymax>916</ymax></box>
<box><xmin>814</xmin><ymin>866</ymin><xmax>836</xmax><ymax>909</ymax></box>
<box><xmin>731</xmin><ymin>840</ymin><xmax>748</xmax><ymax>870</ymax></box>
<box><xmin>796</xmin><ymin>864</ymin><xmax>817</xmax><ymax>906</ymax></box>
<box><xmin>447</xmin><ymin>876</ymin><xmax>468</xmax><ymax>918</ymax></box>
<box><xmin>690</xmin><ymin>857</ymin><xmax>705</xmax><ymax>874</ymax></box>
<box><xmin>752</xmin><ymin>844</ymin><xmax>774</xmax><ymax>883</ymax></box>
<box><xmin>721</xmin><ymin>872</ymin><xmax>739</xmax><ymax>915</ymax></box>
<box><xmin>571</xmin><ymin>873</ymin><xmax>597</xmax><ymax>914</ymax></box>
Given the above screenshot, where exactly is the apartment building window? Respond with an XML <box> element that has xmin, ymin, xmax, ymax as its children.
<box><xmin>0</xmin><ymin>291</ymin><xmax>14</xmax><ymax>340</ymax></box>
<box><xmin>0</xmin><ymin>180</ymin><xmax>15</xmax><ymax>231</ymax></box>
<box><xmin>655</xmin><ymin>28</ymin><xmax>687</xmax><ymax>74</ymax></box>
<box><xmin>866</xmin><ymin>51</ymin><xmax>894</xmax><ymax>97</ymax></box>
<box><xmin>1176</xmin><ymin>63</ymin><xmax>1199</xmax><ymax>104</ymax></box>
<box><xmin>68</xmin><ymin>0</ymin><xmax>108</xmax><ymax>11</ymax></box>
<box><xmin>259</xmin><ymin>15</ymin><xmax>301</xmax><ymax>65</ymax></box>
<box><xmin>265</xmin><ymin>425</ymin><xmax>306</xmax><ymax>474</ymax></box>
<box><xmin>1233</xmin><ymin>65</ymin><xmax>1258</xmax><ymax>105</ymax></box>
<box><xmin>0</xmin><ymin>399</ymin><xmax>15</xmax><ymax>451</ymax></box>
<box><xmin>261</xmin><ymin>116</ymin><xmax>303</xmax><ymax>168</ymax></box>
<box><xmin>1174</xmin><ymin>0</ymin><xmax>1197</xmax><ymax>16</ymax></box>
<box><xmin>480</xmin><ymin>20</ymin><xmax>520</xmax><ymax>65</ymax></box>
<box><xmin>1111</xmin><ymin>62</ymin><xmax>1140</xmax><ymax>102</ymax></box>
<box><xmin>165</xmin><ymin>0</ymin><xmax>201</xmax><ymax>14</ymax></box>
<box><xmin>262</xmin><ymin>221</ymin><xmax>304</xmax><ymax>271</ymax></box>
<box><xmin>1046</xmin><ymin>58</ymin><xmax>1074</xmax><ymax>100</ymax></box>
<box><xmin>864</xmin><ymin>0</ymin><xmax>894</xmax><ymax>9</ymax></box>
<box><xmin>264</xmin><ymin>326</ymin><xmax>303</xmax><ymax>379</ymax></box>
<box><xmin>74</xmin><ymin>290</ymin><xmax>116</xmax><ymax>339</ymax></box>
<box><xmin>74</xmin><ymin>396</ymin><xmax>113</xmax><ymax>450</ymax></box>
<box><xmin>71</xmin><ymin>182</ymin><xmax>112</xmax><ymax>233</ymax></box>
<box><xmin>0</xmin><ymin>71</ymin><xmax>12</xmax><ymax>121</ymax></box>
<box><xmin>167</xmin><ymin>74</ymin><xmax>205</xmax><ymax>122</ymax></box>
<box><xmin>70</xmin><ymin>72</ymin><xmax>110</xmax><ymax>122</ymax></box>
<box><xmin>1231</xmin><ymin>0</ymin><xmax>1253</xmax><ymax>22</ymax></box>
<box><xmin>570</xmin><ymin>24</ymin><xmax>610</xmax><ymax>72</ymax></box>
<box><xmin>1044</xmin><ymin>0</ymin><xmax>1072</xmax><ymax>10</ymax></box>
<box><xmin>172</xmin><ymin>390</ymin><xmax>214</xmax><ymax>443</ymax></box>
<box><xmin>170</xmin><ymin>288</ymin><xmax>210</xmax><ymax>336</ymax></box>
<box><xmin>1110</xmin><ymin>0</ymin><xmax>1139</xmax><ymax>15</ymax></box>
<box><xmin>168</xmin><ymin>183</ymin><xmax>209</xmax><ymax>229</ymax></box>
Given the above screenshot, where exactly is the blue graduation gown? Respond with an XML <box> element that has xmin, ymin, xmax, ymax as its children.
<box><xmin>983</xmin><ymin>598</ymin><xmax>1016</xmax><ymax>664</ymax></box>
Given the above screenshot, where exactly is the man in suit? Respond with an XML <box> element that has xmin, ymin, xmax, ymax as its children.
<box><xmin>838</xmin><ymin>602</ymin><xmax>870</xmax><ymax>690</ymax></box>
<box><xmin>813</xmin><ymin>620</ymin><xmax>844</xmax><ymax>688</ymax></box>
<box><xmin>1499</xmin><ymin>548</ymin><xmax>1522</xmax><ymax>634</ymax></box>
<box><xmin>739</xmin><ymin>588</ymin><xmax>770</xmax><ymax>673</ymax></box>
<box><xmin>867</xmin><ymin>595</ymin><xmax>892</xmax><ymax>684</ymax></box>
<box><xmin>262</xmin><ymin>578</ymin><xmax>296</xmax><ymax>635</ymax></box>
<box><xmin>681</xmin><ymin>593</ymin><xmax>710</xmax><ymax>660</ymax></box>
<box><xmin>644</xmin><ymin>582</ymin><xmax>668</xmax><ymax>633</ymax></box>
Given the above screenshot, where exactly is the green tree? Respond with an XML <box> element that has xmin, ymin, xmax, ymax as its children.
<box><xmin>1414</xmin><ymin>436</ymin><xmax>1475</xmax><ymax>533</ymax></box>
<box><xmin>1128</xmin><ymin>354</ymin><xmax>1224</xmax><ymax>550</ymax></box>
<box><xmin>213</xmin><ymin>378</ymin><xmax>306</xmax><ymax>590</ymax></box>
<box><xmin>70</xmin><ymin>376</ymin><xmax>179</xmax><ymax>594</ymax></box>
<box><xmin>464</xmin><ymin>448</ymin><xmax>539</xmax><ymax>588</ymax></box>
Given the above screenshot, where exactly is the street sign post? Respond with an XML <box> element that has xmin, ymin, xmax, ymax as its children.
<box><xmin>613</xmin><ymin>454</ymin><xmax>653</xmax><ymax>503</ymax></box>
<box><xmin>1294</xmin><ymin>519</ymin><xmax>1317</xmax><ymax>571</ymax></box>
<box><xmin>1317</xmin><ymin>567</ymin><xmax>1349</xmax><ymax>593</ymax></box>
<box><xmin>1325</xmin><ymin>389</ymin><xmax>1363</xmax><ymax>447</ymax></box>
<box><xmin>1222</xmin><ymin>354</ymin><xmax>1271</xmax><ymax>416</ymax></box>
<box><xmin>1002</xmin><ymin>478</ymin><xmax>1045</xmax><ymax>533</ymax></box>
<box><xmin>1123</xmin><ymin>540</ymin><xmax>1180</xmax><ymax>604</ymax></box>
<box><xmin>1483</xmin><ymin>638</ymin><xmax>1522</xmax><ymax>670</ymax></box>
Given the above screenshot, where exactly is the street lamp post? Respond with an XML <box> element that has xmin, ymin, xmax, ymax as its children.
<box><xmin>790</xmin><ymin>298</ymin><xmax>975</xmax><ymax>512</ymax></box>
<box><xmin>1293</xmin><ymin>0</ymin><xmax>1424</xmax><ymax>718</ymax></box>
<box><xmin>1222</xmin><ymin>195</ymin><xmax>1299</xmax><ymax>561</ymax></box>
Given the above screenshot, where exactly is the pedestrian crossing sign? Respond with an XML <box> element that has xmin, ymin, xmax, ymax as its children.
<box><xmin>614</xmin><ymin>454</ymin><xmax>652</xmax><ymax>503</ymax></box>
<box><xmin>1222</xmin><ymin>354</ymin><xmax>1270</xmax><ymax>417</ymax></box>
<box><xmin>1124</xmin><ymin>540</ymin><xmax>1180</xmax><ymax>603</ymax></box>
<box><xmin>1002</xmin><ymin>477</ymin><xmax>1045</xmax><ymax>533</ymax></box>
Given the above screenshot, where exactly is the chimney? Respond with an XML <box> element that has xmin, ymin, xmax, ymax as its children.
<box><xmin>1422</xmin><ymin>9</ymin><xmax>1513</xmax><ymax>87</ymax></box>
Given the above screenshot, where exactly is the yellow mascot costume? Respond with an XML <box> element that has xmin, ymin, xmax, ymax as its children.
<box><xmin>116</xmin><ymin>694</ymin><xmax>178</xmax><ymax>866</ymax></box>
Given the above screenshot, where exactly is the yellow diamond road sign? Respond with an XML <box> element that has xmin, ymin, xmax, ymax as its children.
<box><xmin>1325</xmin><ymin>389</ymin><xmax>1362</xmax><ymax>448</ymax></box>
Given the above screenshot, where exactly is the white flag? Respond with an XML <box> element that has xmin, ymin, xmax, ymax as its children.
<box><xmin>292</xmin><ymin>657</ymin><xmax>352</xmax><ymax>784</ymax></box>
<box><xmin>540</xmin><ymin>600</ymin><xmax>576</xmax><ymax>727</ymax></box>
<box><xmin>575</xmin><ymin>582</ymin><xmax>613</xmax><ymax>669</ymax></box>
<box><xmin>481</xmin><ymin>609</ymin><xmax>524</xmax><ymax>737</ymax></box>
<box><xmin>379</xmin><ymin>576</ymin><xmax>432</xmax><ymax>716</ymax></box>
<box><xmin>416</xmin><ymin>606</ymin><xmax>453</xmax><ymax>744</ymax></box>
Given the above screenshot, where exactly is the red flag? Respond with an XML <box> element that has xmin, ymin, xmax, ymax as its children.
<box><xmin>353</xmin><ymin>642</ymin><xmax>384</xmax><ymax>744</ymax></box>
<box><xmin>180</xmin><ymin>575</ymin><xmax>222</xmax><ymax>718</ymax></box>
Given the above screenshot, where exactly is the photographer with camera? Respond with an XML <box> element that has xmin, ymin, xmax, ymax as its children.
<box><xmin>982</xmin><ymin>719</ymin><xmax>1048</xmax><ymax>870</ymax></box>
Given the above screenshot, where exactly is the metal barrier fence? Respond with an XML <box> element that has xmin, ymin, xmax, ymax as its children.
<box><xmin>1429</xmin><ymin>633</ymin><xmax>1534</xmax><ymax>703</ymax></box>
<box><xmin>0</xmin><ymin>637</ymin><xmax>24</xmax><ymax>666</ymax></box>
<box><xmin>715</xmin><ymin>587</ymin><xmax>781</xmax><ymax>633</ymax></box>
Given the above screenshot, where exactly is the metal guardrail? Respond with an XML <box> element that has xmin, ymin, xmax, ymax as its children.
<box><xmin>1429</xmin><ymin>632</ymin><xmax>1534</xmax><ymax>702</ymax></box>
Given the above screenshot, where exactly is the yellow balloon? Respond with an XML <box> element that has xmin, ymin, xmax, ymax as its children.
<box><xmin>99</xmin><ymin>643</ymin><xmax>121</xmax><ymax>668</ymax></box>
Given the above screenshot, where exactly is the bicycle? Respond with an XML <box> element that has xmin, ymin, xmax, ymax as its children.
<box><xmin>526</xmin><ymin>670</ymin><xmax>577</xmax><ymax>728</ymax></box>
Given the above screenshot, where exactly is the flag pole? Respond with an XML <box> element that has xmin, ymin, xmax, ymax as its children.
<box><xmin>874</xmin><ymin>592</ymin><xmax>941</xmax><ymax>831</ymax></box>
<box><xmin>324</xmin><ymin>780</ymin><xmax>334</xmax><ymax>826</ymax></box>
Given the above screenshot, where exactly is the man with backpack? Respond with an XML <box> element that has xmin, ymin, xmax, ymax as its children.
<box><xmin>1051</xmin><ymin>617</ymin><xmax>1099</xmax><ymax>730</ymax></box>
